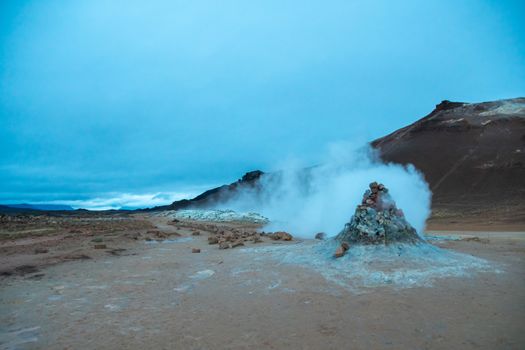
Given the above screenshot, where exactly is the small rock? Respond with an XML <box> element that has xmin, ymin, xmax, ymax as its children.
<box><xmin>94</xmin><ymin>244</ymin><xmax>107</xmax><ymax>249</ymax></box>
<box><xmin>231</xmin><ymin>240</ymin><xmax>244</xmax><ymax>248</ymax></box>
<box><xmin>192</xmin><ymin>231</ymin><xmax>201</xmax><ymax>236</ymax></box>
<box><xmin>192</xmin><ymin>248</ymin><xmax>201</xmax><ymax>253</ymax></box>
<box><xmin>334</xmin><ymin>246</ymin><xmax>345</xmax><ymax>258</ymax></box>
<box><xmin>276</xmin><ymin>231</ymin><xmax>293</xmax><ymax>241</ymax></box>
<box><xmin>34</xmin><ymin>248</ymin><xmax>48</xmax><ymax>254</ymax></box>
<box><xmin>334</xmin><ymin>242</ymin><xmax>350</xmax><ymax>258</ymax></box>
<box><xmin>267</xmin><ymin>231</ymin><xmax>293</xmax><ymax>241</ymax></box>
<box><xmin>208</xmin><ymin>236</ymin><xmax>219</xmax><ymax>245</ymax></box>
<box><xmin>218</xmin><ymin>242</ymin><xmax>230</xmax><ymax>249</ymax></box>
<box><xmin>315</xmin><ymin>232</ymin><xmax>326</xmax><ymax>240</ymax></box>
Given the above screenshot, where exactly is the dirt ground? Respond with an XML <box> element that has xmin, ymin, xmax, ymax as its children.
<box><xmin>1</xmin><ymin>213</ymin><xmax>524</xmax><ymax>349</ymax></box>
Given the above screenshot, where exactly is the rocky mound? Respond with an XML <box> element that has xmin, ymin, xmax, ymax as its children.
<box><xmin>336</xmin><ymin>182</ymin><xmax>422</xmax><ymax>246</ymax></box>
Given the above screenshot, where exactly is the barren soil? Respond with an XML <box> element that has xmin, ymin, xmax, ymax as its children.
<box><xmin>1</xmin><ymin>214</ymin><xmax>524</xmax><ymax>349</ymax></box>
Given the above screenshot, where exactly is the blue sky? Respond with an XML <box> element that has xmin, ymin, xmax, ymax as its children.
<box><xmin>1</xmin><ymin>0</ymin><xmax>524</xmax><ymax>209</ymax></box>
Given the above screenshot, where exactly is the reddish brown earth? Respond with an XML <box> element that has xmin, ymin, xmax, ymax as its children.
<box><xmin>0</xmin><ymin>213</ymin><xmax>524</xmax><ymax>350</ymax></box>
<box><xmin>372</xmin><ymin>98</ymin><xmax>525</xmax><ymax>230</ymax></box>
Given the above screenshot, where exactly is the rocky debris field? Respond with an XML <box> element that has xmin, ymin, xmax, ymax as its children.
<box><xmin>0</xmin><ymin>213</ymin><xmax>159</xmax><ymax>277</ymax></box>
<box><xmin>163</xmin><ymin>219</ymin><xmax>293</xmax><ymax>249</ymax></box>
<box><xmin>0</xmin><ymin>213</ymin><xmax>153</xmax><ymax>241</ymax></box>
<box><xmin>0</xmin><ymin>210</ymin><xmax>524</xmax><ymax>349</ymax></box>
<box><xmin>0</xmin><ymin>211</ymin><xmax>294</xmax><ymax>278</ymax></box>
<box><xmin>156</xmin><ymin>209</ymin><xmax>269</xmax><ymax>224</ymax></box>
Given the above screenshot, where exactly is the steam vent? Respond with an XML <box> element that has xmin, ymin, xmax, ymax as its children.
<box><xmin>336</xmin><ymin>182</ymin><xmax>422</xmax><ymax>246</ymax></box>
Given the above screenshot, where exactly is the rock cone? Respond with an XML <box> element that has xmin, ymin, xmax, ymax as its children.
<box><xmin>336</xmin><ymin>182</ymin><xmax>422</xmax><ymax>245</ymax></box>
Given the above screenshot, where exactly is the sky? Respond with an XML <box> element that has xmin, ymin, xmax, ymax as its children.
<box><xmin>0</xmin><ymin>0</ymin><xmax>524</xmax><ymax>209</ymax></box>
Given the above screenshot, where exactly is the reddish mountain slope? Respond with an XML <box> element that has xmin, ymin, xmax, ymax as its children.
<box><xmin>372</xmin><ymin>98</ymin><xmax>525</xmax><ymax>229</ymax></box>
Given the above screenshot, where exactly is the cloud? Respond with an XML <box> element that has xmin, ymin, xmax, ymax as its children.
<box><xmin>4</xmin><ymin>191</ymin><xmax>200</xmax><ymax>211</ymax></box>
<box><xmin>1</xmin><ymin>0</ymin><xmax>523</xmax><ymax>203</ymax></box>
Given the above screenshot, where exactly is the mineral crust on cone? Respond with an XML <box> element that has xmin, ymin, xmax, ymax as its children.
<box><xmin>336</xmin><ymin>182</ymin><xmax>422</xmax><ymax>245</ymax></box>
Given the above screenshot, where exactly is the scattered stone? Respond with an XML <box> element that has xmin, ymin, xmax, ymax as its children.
<box><xmin>129</xmin><ymin>232</ymin><xmax>141</xmax><ymax>240</ymax></box>
<box><xmin>107</xmin><ymin>248</ymin><xmax>127</xmax><ymax>256</ymax></box>
<box><xmin>14</xmin><ymin>265</ymin><xmax>39</xmax><ymax>275</ymax></box>
<box><xmin>218</xmin><ymin>242</ymin><xmax>230</xmax><ymax>249</ymax></box>
<box><xmin>208</xmin><ymin>236</ymin><xmax>219</xmax><ymax>244</ymax></box>
<box><xmin>27</xmin><ymin>273</ymin><xmax>45</xmax><ymax>280</ymax></box>
<box><xmin>63</xmin><ymin>254</ymin><xmax>91</xmax><ymax>260</ymax></box>
<box><xmin>315</xmin><ymin>232</ymin><xmax>327</xmax><ymax>240</ymax></box>
<box><xmin>461</xmin><ymin>236</ymin><xmax>490</xmax><ymax>244</ymax></box>
<box><xmin>268</xmin><ymin>231</ymin><xmax>293</xmax><ymax>241</ymax></box>
<box><xmin>334</xmin><ymin>242</ymin><xmax>350</xmax><ymax>258</ymax></box>
<box><xmin>94</xmin><ymin>244</ymin><xmax>107</xmax><ymax>249</ymax></box>
<box><xmin>34</xmin><ymin>248</ymin><xmax>49</xmax><ymax>254</ymax></box>
<box><xmin>91</xmin><ymin>237</ymin><xmax>103</xmax><ymax>243</ymax></box>
<box><xmin>231</xmin><ymin>240</ymin><xmax>244</xmax><ymax>248</ymax></box>
<box><xmin>192</xmin><ymin>231</ymin><xmax>201</xmax><ymax>236</ymax></box>
<box><xmin>192</xmin><ymin>248</ymin><xmax>201</xmax><ymax>253</ymax></box>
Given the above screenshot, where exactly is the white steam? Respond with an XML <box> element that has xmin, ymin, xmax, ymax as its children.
<box><xmin>214</xmin><ymin>142</ymin><xmax>432</xmax><ymax>238</ymax></box>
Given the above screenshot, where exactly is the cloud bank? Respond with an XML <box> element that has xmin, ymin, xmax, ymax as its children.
<box><xmin>3</xmin><ymin>191</ymin><xmax>200</xmax><ymax>211</ymax></box>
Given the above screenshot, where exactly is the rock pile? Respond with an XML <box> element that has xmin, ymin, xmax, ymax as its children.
<box><xmin>208</xmin><ymin>229</ymin><xmax>263</xmax><ymax>249</ymax></box>
<box><xmin>336</xmin><ymin>182</ymin><xmax>422</xmax><ymax>246</ymax></box>
<box><xmin>265</xmin><ymin>231</ymin><xmax>293</xmax><ymax>241</ymax></box>
<box><xmin>208</xmin><ymin>229</ymin><xmax>293</xmax><ymax>249</ymax></box>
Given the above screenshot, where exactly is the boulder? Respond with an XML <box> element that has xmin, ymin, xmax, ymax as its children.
<box><xmin>218</xmin><ymin>242</ymin><xmax>230</xmax><ymax>249</ymax></box>
<box><xmin>315</xmin><ymin>232</ymin><xmax>327</xmax><ymax>240</ymax></box>
<box><xmin>268</xmin><ymin>231</ymin><xmax>293</xmax><ymax>241</ymax></box>
<box><xmin>333</xmin><ymin>242</ymin><xmax>349</xmax><ymax>258</ymax></box>
<box><xmin>231</xmin><ymin>240</ymin><xmax>245</xmax><ymax>248</ymax></box>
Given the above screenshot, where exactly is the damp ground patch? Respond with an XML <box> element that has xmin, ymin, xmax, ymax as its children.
<box><xmin>240</xmin><ymin>240</ymin><xmax>500</xmax><ymax>293</ymax></box>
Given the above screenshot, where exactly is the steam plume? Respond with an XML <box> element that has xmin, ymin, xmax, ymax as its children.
<box><xmin>215</xmin><ymin>142</ymin><xmax>431</xmax><ymax>239</ymax></box>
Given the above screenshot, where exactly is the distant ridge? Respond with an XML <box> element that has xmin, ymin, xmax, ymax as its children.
<box><xmin>148</xmin><ymin>170</ymin><xmax>265</xmax><ymax>211</ymax></box>
<box><xmin>4</xmin><ymin>203</ymin><xmax>74</xmax><ymax>211</ymax></box>
<box><xmin>0</xmin><ymin>204</ymin><xmax>75</xmax><ymax>213</ymax></box>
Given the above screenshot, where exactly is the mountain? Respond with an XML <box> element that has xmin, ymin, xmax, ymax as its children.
<box><xmin>0</xmin><ymin>204</ymin><xmax>75</xmax><ymax>214</ymax></box>
<box><xmin>372</xmin><ymin>98</ymin><xmax>525</xmax><ymax>228</ymax></box>
<box><xmin>157</xmin><ymin>98</ymin><xmax>525</xmax><ymax>229</ymax></box>
<box><xmin>3</xmin><ymin>203</ymin><xmax>75</xmax><ymax>211</ymax></box>
<box><xmin>150</xmin><ymin>170</ymin><xmax>265</xmax><ymax>211</ymax></box>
